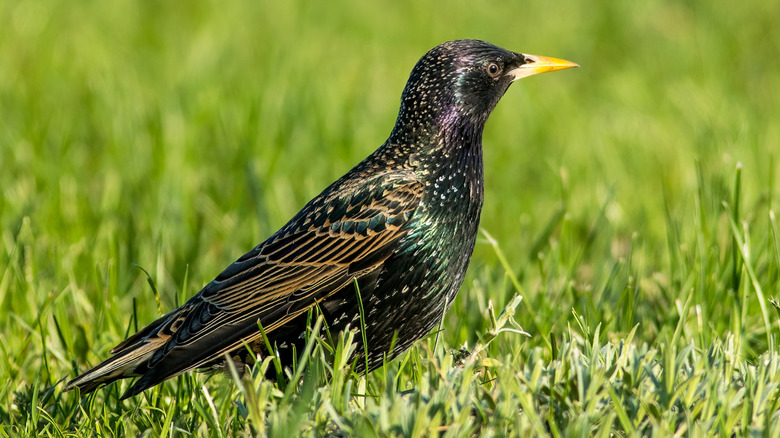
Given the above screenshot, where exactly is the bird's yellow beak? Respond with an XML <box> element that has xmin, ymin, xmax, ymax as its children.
<box><xmin>508</xmin><ymin>54</ymin><xmax>579</xmax><ymax>82</ymax></box>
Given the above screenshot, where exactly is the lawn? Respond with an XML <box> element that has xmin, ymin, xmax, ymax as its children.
<box><xmin>2</xmin><ymin>0</ymin><xmax>780</xmax><ymax>436</ymax></box>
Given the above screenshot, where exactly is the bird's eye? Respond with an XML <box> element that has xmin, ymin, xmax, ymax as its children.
<box><xmin>487</xmin><ymin>63</ymin><xmax>501</xmax><ymax>78</ymax></box>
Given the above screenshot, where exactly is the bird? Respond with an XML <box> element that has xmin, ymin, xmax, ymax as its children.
<box><xmin>65</xmin><ymin>39</ymin><xmax>578</xmax><ymax>399</ymax></box>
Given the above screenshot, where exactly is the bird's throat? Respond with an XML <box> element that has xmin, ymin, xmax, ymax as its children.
<box><xmin>415</xmin><ymin>118</ymin><xmax>485</xmax><ymax>218</ymax></box>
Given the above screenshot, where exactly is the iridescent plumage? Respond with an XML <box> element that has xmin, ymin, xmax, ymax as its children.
<box><xmin>66</xmin><ymin>40</ymin><xmax>577</xmax><ymax>399</ymax></box>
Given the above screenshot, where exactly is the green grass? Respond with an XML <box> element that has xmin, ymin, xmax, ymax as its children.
<box><xmin>2</xmin><ymin>0</ymin><xmax>780</xmax><ymax>436</ymax></box>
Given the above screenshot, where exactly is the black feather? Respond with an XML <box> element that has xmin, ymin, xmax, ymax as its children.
<box><xmin>64</xmin><ymin>40</ymin><xmax>576</xmax><ymax>398</ymax></box>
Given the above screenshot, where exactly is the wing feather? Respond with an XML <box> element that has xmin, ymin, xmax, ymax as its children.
<box><xmin>115</xmin><ymin>174</ymin><xmax>424</xmax><ymax>395</ymax></box>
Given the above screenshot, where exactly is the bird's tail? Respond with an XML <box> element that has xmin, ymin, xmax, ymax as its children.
<box><xmin>64</xmin><ymin>311</ymin><xmax>175</xmax><ymax>395</ymax></box>
<box><xmin>64</xmin><ymin>343</ymin><xmax>158</xmax><ymax>394</ymax></box>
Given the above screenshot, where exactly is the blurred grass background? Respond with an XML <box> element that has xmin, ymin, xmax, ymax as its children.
<box><xmin>2</xmin><ymin>0</ymin><xmax>780</xmax><ymax>435</ymax></box>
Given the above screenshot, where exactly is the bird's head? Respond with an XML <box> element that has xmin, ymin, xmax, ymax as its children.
<box><xmin>392</xmin><ymin>40</ymin><xmax>578</xmax><ymax>140</ymax></box>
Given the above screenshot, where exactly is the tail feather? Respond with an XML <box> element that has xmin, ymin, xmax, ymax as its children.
<box><xmin>109</xmin><ymin>309</ymin><xmax>178</xmax><ymax>354</ymax></box>
<box><xmin>64</xmin><ymin>339</ymin><xmax>163</xmax><ymax>395</ymax></box>
<box><xmin>65</xmin><ymin>305</ymin><xmax>195</xmax><ymax>396</ymax></box>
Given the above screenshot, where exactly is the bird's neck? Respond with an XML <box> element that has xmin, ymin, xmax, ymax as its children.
<box><xmin>390</xmin><ymin>112</ymin><xmax>485</xmax><ymax>164</ymax></box>
<box><xmin>386</xmin><ymin>115</ymin><xmax>486</xmax><ymax>210</ymax></box>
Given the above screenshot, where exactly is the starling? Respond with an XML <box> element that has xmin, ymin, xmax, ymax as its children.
<box><xmin>65</xmin><ymin>40</ymin><xmax>577</xmax><ymax>399</ymax></box>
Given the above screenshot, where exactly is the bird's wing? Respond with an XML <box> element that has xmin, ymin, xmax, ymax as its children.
<box><xmin>113</xmin><ymin>173</ymin><xmax>423</xmax><ymax>396</ymax></box>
